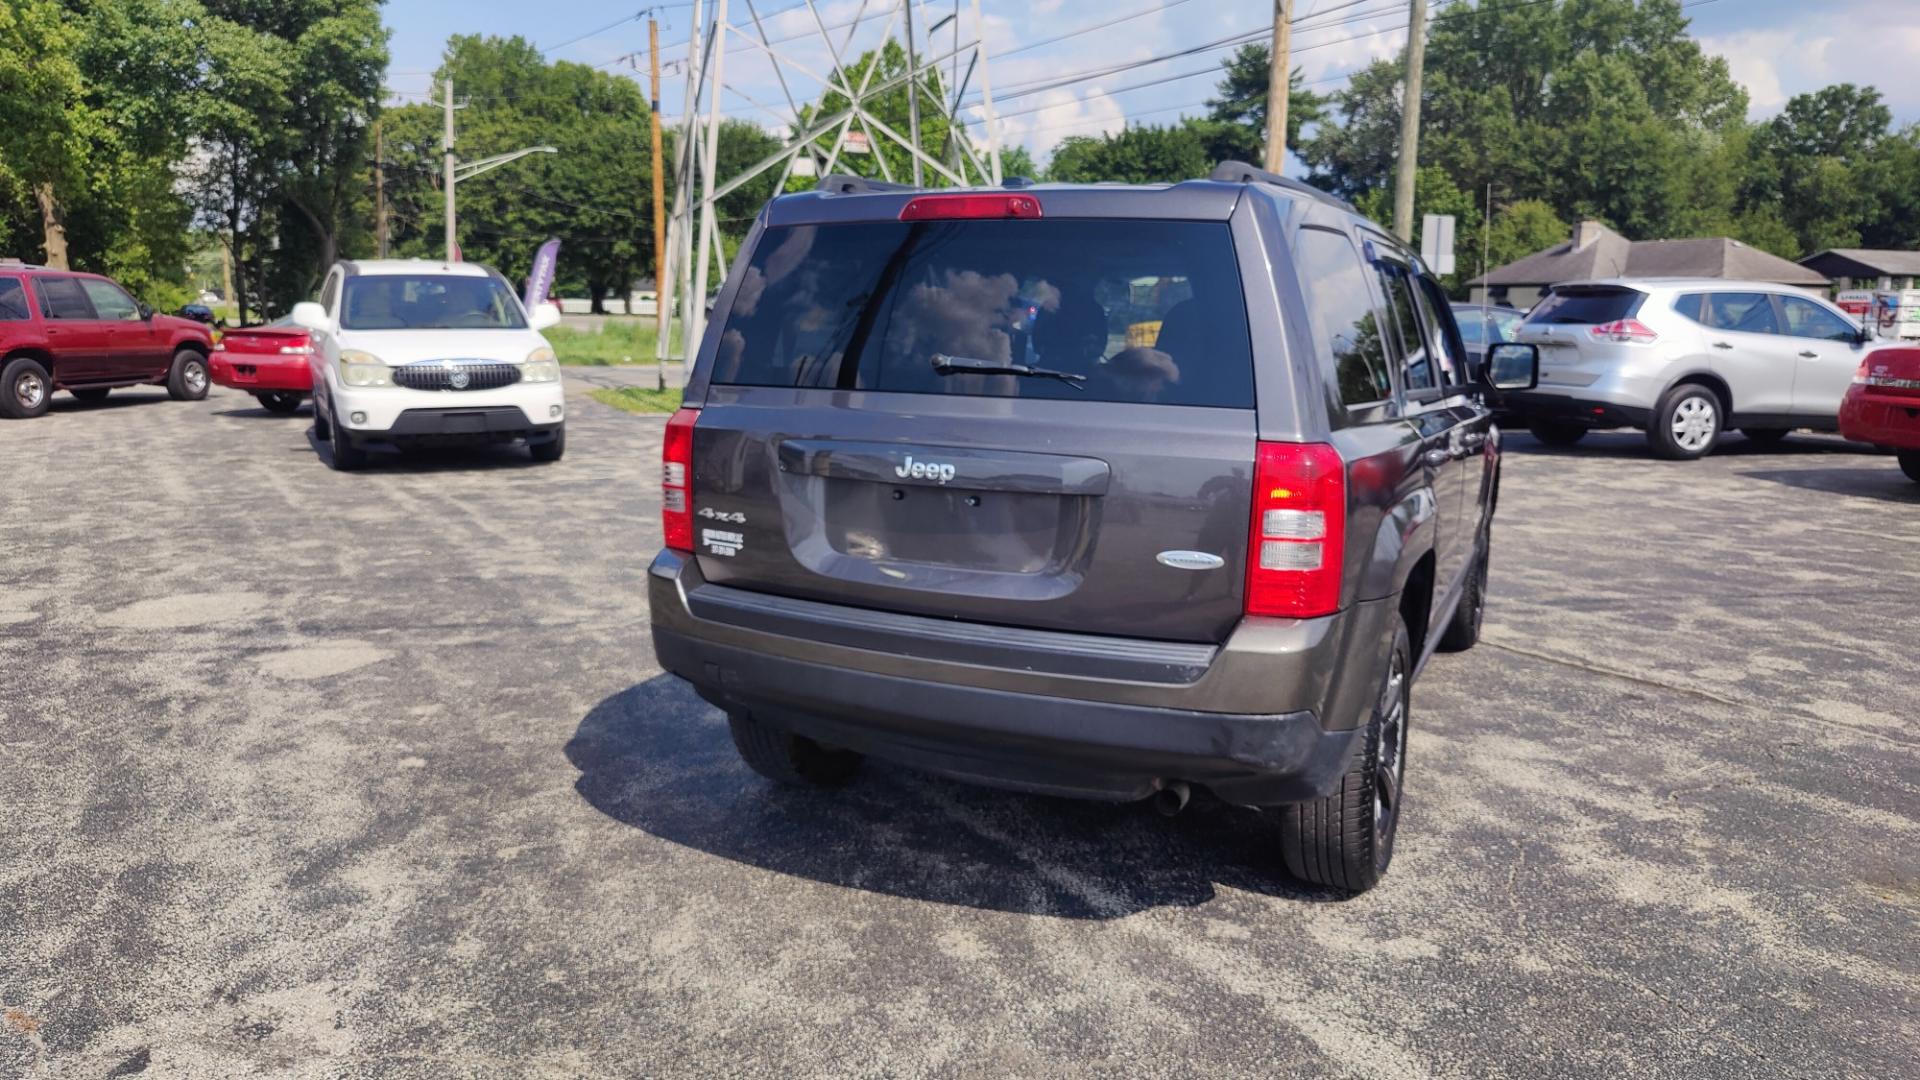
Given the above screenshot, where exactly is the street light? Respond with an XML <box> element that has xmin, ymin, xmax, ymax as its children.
<box><xmin>445</xmin><ymin>145</ymin><xmax>558</xmax><ymax>262</ymax></box>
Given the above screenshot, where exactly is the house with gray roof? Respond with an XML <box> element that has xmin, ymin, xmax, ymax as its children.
<box><xmin>1798</xmin><ymin>249</ymin><xmax>1920</xmax><ymax>292</ymax></box>
<box><xmin>1469</xmin><ymin>220</ymin><xmax>1829</xmax><ymax>308</ymax></box>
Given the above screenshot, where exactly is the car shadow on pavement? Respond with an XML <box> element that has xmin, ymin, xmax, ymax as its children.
<box><xmin>301</xmin><ymin>430</ymin><xmax>545</xmax><ymax>472</ymax></box>
<box><xmin>48</xmin><ymin>391</ymin><xmax>172</xmax><ymax>413</ymax></box>
<box><xmin>1503</xmin><ymin>430</ymin><xmax>1880</xmax><ymax>460</ymax></box>
<box><xmin>1735</xmin><ymin>466</ymin><xmax>1920</xmax><ymax>503</ymax></box>
<box><xmin>565</xmin><ymin>677</ymin><xmax>1349</xmax><ymax>916</ymax></box>
<box><xmin>213</xmin><ymin>405</ymin><xmax>310</xmax><ymax>419</ymax></box>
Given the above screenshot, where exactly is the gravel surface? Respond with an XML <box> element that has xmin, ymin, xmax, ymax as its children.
<box><xmin>2</xmin><ymin>380</ymin><xmax>1915</xmax><ymax>1077</ymax></box>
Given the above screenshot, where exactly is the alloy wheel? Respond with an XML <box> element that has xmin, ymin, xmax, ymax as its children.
<box><xmin>14</xmin><ymin>371</ymin><xmax>45</xmax><ymax>411</ymax></box>
<box><xmin>184</xmin><ymin>361</ymin><xmax>209</xmax><ymax>395</ymax></box>
<box><xmin>1670</xmin><ymin>395</ymin><xmax>1717</xmax><ymax>452</ymax></box>
<box><xmin>1374</xmin><ymin>649</ymin><xmax>1409</xmax><ymax>867</ymax></box>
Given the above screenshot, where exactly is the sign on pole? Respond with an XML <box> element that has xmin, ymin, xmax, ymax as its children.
<box><xmin>1421</xmin><ymin>213</ymin><xmax>1457</xmax><ymax>276</ymax></box>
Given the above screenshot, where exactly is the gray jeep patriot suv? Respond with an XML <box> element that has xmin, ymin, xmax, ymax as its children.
<box><xmin>647</xmin><ymin>163</ymin><xmax>1538</xmax><ymax>893</ymax></box>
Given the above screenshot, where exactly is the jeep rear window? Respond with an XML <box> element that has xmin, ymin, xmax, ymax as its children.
<box><xmin>709</xmin><ymin>219</ymin><xmax>1255</xmax><ymax>407</ymax></box>
<box><xmin>1524</xmin><ymin>287</ymin><xmax>1644</xmax><ymax>326</ymax></box>
<box><xmin>0</xmin><ymin>279</ymin><xmax>27</xmax><ymax>321</ymax></box>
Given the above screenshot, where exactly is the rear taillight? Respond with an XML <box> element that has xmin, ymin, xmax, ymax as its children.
<box><xmin>662</xmin><ymin>407</ymin><xmax>698</xmax><ymax>552</ymax></box>
<box><xmin>1588</xmin><ymin>318</ymin><xmax>1658</xmax><ymax>344</ymax></box>
<box><xmin>898</xmin><ymin>194</ymin><xmax>1042</xmax><ymax>221</ymax></box>
<box><xmin>1245</xmin><ymin>442</ymin><xmax>1346</xmax><ymax>619</ymax></box>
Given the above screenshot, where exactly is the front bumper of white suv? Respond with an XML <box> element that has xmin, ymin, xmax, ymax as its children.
<box><xmin>328</xmin><ymin>363</ymin><xmax>565</xmax><ymax>445</ymax></box>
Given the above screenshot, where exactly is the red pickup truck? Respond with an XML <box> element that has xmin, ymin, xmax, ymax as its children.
<box><xmin>0</xmin><ymin>262</ymin><xmax>215</xmax><ymax>419</ymax></box>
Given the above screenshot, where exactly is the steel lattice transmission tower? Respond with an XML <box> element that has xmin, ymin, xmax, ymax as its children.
<box><xmin>657</xmin><ymin>0</ymin><xmax>1008</xmax><ymax>368</ymax></box>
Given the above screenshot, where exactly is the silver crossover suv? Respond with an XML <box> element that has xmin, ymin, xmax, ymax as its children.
<box><xmin>1504</xmin><ymin>278</ymin><xmax>1872</xmax><ymax>458</ymax></box>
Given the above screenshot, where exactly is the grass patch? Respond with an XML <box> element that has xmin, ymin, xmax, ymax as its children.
<box><xmin>590</xmin><ymin>386</ymin><xmax>684</xmax><ymax>414</ymax></box>
<box><xmin>546</xmin><ymin>319</ymin><xmax>684</xmax><ymax>366</ymax></box>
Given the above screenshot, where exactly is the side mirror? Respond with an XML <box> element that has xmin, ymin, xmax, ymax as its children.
<box><xmin>137</xmin><ymin>303</ymin><xmax>153</xmax><ymax>321</ymax></box>
<box><xmin>528</xmin><ymin>303</ymin><xmax>562</xmax><ymax>331</ymax></box>
<box><xmin>1483</xmin><ymin>342</ymin><xmax>1539</xmax><ymax>392</ymax></box>
<box><xmin>290</xmin><ymin>301</ymin><xmax>331</xmax><ymax>333</ymax></box>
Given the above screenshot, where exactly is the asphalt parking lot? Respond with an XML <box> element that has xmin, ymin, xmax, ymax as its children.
<box><xmin>3</xmin><ymin>377</ymin><xmax>1916</xmax><ymax>1078</ymax></box>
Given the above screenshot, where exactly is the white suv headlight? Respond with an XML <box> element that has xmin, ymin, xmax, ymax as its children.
<box><xmin>338</xmin><ymin>349</ymin><xmax>393</xmax><ymax>387</ymax></box>
<box><xmin>522</xmin><ymin>345</ymin><xmax>560</xmax><ymax>383</ymax></box>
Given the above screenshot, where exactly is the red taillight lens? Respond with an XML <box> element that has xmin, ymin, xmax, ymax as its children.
<box><xmin>1245</xmin><ymin>442</ymin><xmax>1346</xmax><ymax>619</ymax></box>
<box><xmin>662</xmin><ymin>407</ymin><xmax>698</xmax><ymax>552</ymax></box>
<box><xmin>1588</xmin><ymin>318</ymin><xmax>1658</xmax><ymax>344</ymax></box>
<box><xmin>898</xmin><ymin>194</ymin><xmax>1042</xmax><ymax>221</ymax></box>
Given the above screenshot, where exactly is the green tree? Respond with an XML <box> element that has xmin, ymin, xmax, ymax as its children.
<box><xmin>1484</xmin><ymin>199</ymin><xmax>1568</xmax><ymax>274</ymax></box>
<box><xmin>1201</xmin><ymin>42</ymin><xmax>1327</xmax><ymax>163</ymax></box>
<box><xmin>0</xmin><ymin>0</ymin><xmax>91</xmax><ymax>267</ymax></box>
<box><xmin>1046</xmin><ymin>123</ymin><xmax>1211</xmax><ymax>184</ymax></box>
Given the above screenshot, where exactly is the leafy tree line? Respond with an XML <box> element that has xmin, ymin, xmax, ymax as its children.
<box><xmin>1044</xmin><ymin>0</ymin><xmax>1920</xmax><ymax>291</ymax></box>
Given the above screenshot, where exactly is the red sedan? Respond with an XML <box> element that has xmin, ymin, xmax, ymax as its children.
<box><xmin>210</xmin><ymin>317</ymin><xmax>313</xmax><ymax>413</ymax></box>
<box><xmin>1839</xmin><ymin>347</ymin><xmax>1920</xmax><ymax>484</ymax></box>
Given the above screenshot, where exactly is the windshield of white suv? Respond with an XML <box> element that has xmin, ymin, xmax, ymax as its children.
<box><xmin>340</xmin><ymin>275</ymin><xmax>526</xmax><ymax>331</ymax></box>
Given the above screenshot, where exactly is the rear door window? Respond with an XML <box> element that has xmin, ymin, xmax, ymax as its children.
<box><xmin>1778</xmin><ymin>295</ymin><xmax>1856</xmax><ymax>341</ymax></box>
<box><xmin>1413</xmin><ymin>276</ymin><xmax>1466</xmax><ymax>389</ymax></box>
<box><xmin>1292</xmin><ymin>227</ymin><xmax>1391</xmax><ymax>408</ymax></box>
<box><xmin>1704</xmin><ymin>292</ymin><xmax>1778</xmax><ymax>335</ymax></box>
<box><xmin>710</xmin><ymin>219</ymin><xmax>1255</xmax><ymax>407</ymax></box>
<box><xmin>1375</xmin><ymin>262</ymin><xmax>1434</xmax><ymax>392</ymax></box>
<box><xmin>0</xmin><ymin>279</ymin><xmax>29</xmax><ymax>321</ymax></box>
<box><xmin>36</xmin><ymin>276</ymin><xmax>96</xmax><ymax>320</ymax></box>
<box><xmin>1525</xmin><ymin>288</ymin><xmax>1644</xmax><ymax>326</ymax></box>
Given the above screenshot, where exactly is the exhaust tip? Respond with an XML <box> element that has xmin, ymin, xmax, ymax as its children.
<box><xmin>1154</xmin><ymin>781</ymin><xmax>1191</xmax><ymax>817</ymax></box>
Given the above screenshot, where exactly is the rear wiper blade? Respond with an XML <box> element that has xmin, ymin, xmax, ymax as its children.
<box><xmin>931</xmin><ymin>353</ymin><xmax>1086</xmax><ymax>390</ymax></box>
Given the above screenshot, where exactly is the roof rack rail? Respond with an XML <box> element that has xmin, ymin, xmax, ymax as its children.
<box><xmin>1207</xmin><ymin>160</ymin><xmax>1355</xmax><ymax>212</ymax></box>
<box><xmin>816</xmin><ymin>174</ymin><xmax>919</xmax><ymax>195</ymax></box>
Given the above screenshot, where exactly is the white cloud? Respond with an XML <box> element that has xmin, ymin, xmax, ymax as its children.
<box><xmin>1700</xmin><ymin>7</ymin><xmax>1920</xmax><ymax>120</ymax></box>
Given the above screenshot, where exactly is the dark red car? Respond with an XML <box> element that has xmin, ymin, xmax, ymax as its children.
<box><xmin>0</xmin><ymin>262</ymin><xmax>215</xmax><ymax>419</ymax></box>
<box><xmin>1840</xmin><ymin>346</ymin><xmax>1920</xmax><ymax>484</ymax></box>
<box><xmin>211</xmin><ymin>317</ymin><xmax>312</xmax><ymax>414</ymax></box>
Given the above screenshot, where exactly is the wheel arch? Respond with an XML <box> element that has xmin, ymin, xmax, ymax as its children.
<box><xmin>1662</xmin><ymin>370</ymin><xmax>1733</xmax><ymax>416</ymax></box>
<box><xmin>4</xmin><ymin>348</ymin><xmax>58</xmax><ymax>381</ymax></box>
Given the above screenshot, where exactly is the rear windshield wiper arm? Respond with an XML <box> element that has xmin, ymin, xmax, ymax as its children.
<box><xmin>931</xmin><ymin>353</ymin><xmax>1086</xmax><ymax>390</ymax></box>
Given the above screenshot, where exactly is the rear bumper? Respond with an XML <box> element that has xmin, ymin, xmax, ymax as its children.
<box><xmin>647</xmin><ymin>550</ymin><xmax>1395</xmax><ymax>806</ymax></box>
<box><xmin>1502</xmin><ymin>391</ymin><xmax>1652</xmax><ymax>430</ymax></box>
<box><xmin>1839</xmin><ymin>389</ymin><xmax>1920</xmax><ymax>449</ymax></box>
<box><xmin>211</xmin><ymin>354</ymin><xmax>312</xmax><ymax>392</ymax></box>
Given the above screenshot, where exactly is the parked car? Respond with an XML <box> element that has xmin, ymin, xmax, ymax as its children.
<box><xmin>0</xmin><ymin>262</ymin><xmax>214</xmax><ymax>419</ymax></box>
<box><xmin>1450</xmin><ymin>302</ymin><xmax>1525</xmax><ymax>381</ymax></box>
<box><xmin>1504</xmin><ymin>278</ymin><xmax>1871</xmax><ymax>459</ymax></box>
<box><xmin>645</xmin><ymin>164</ymin><xmax>1538</xmax><ymax>894</ymax></box>
<box><xmin>292</xmin><ymin>259</ymin><xmax>566</xmax><ymax>469</ymax></box>
<box><xmin>211</xmin><ymin>316</ymin><xmax>313</xmax><ymax>413</ymax></box>
<box><xmin>178</xmin><ymin>303</ymin><xmax>217</xmax><ymax>325</ymax></box>
<box><xmin>1838</xmin><ymin>346</ymin><xmax>1920</xmax><ymax>483</ymax></box>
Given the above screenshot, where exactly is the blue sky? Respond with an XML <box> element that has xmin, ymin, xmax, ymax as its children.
<box><xmin>382</xmin><ymin>0</ymin><xmax>1920</xmax><ymax>165</ymax></box>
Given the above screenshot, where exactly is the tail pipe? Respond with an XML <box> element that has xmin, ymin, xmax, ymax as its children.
<box><xmin>1154</xmin><ymin>781</ymin><xmax>1191</xmax><ymax>817</ymax></box>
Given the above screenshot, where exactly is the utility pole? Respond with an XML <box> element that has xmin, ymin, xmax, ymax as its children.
<box><xmin>1264</xmin><ymin>0</ymin><xmax>1293</xmax><ymax>173</ymax></box>
<box><xmin>649</xmin><ymin>18</ymin><xmax>669</xmax><ymax>391</ymax></box>
<box><xmin>1392</xmin><ymin>0</ymin><xmax>1429</xmax><ymax>242</ymax></box>
<box><xmin>904</xmin><ymin>0</ymin><xmax>923</xmax><ymax>186</ymax></box>
<box><xmin>374</xmin><ymin>117</ymin><xmax>389</xmax><ymax>259</ymax></box>
<box><xmin>442</xmin><ymin>77</ymin><xmax>460</xmax><ymax>261</ymax></box>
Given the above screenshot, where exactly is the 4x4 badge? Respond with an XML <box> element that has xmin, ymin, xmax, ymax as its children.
<box><xmin>1156</xmin><ymin>550</ymin><xmax>1224</xmax><ymax>571</ymax></box>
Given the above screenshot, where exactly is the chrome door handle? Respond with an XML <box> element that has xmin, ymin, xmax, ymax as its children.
<box><xmin>1712</xmin><ymin>341</ymin><xmax>1733</xmax><ymax>349</ymax></box>
<box><xmin>1423</xmin><ymin>448</ymin><xmax>1452</xmax><ymax>468</ymax></box>
<box><xmin>1799</xmin><ymin>350</ymin><xmax>1818</xmax><ymax>358</ymax></box>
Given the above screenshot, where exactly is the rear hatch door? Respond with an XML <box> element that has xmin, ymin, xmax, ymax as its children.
<box><xmin>1516</xmin><ymin>285</ymin><xmax>1647</xmax><ymax>387</ymax></box>
<box><xmin>687</xmin><ymin>205</ymin><xmax>1259</xmax><ymax>644</ymax></box>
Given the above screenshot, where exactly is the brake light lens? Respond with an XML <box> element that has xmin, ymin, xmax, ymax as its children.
<box><xmin>1589</xmin><ymin>318</ymin><xmax>1658</xmax><ymax>344</ymax></box>
<box><xmin>1246</xmin><ymin>442</ymin><xmax>1346</xmax><ymax>618</ymax></box>
<box><xmin>662</xmin><ymin>407</ymin><xmax>698</xmax><ymax>552</ymax></box>
<box><xmin>898</xmin><ymin>194</ymin><xmax>1042</xmax><ymax>221</ymax></box>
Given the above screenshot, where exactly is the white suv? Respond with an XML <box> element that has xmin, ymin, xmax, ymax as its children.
<box><xmin>292</xmin><ymin>259</ymin><xmax>566</xmax><ymax>470</ymax></box>
<box><xmin>1503</xmin><ymin>278</ymin><xmax>1872</xmax><ymax>459</ymax></box>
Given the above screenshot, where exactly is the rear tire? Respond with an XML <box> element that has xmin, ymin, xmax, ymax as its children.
<box><xmin>1647</xmin><ymin>383</ymin><xmax>1721</xmax><ymax>460</ymax></box>
<box><xmin>167</xmin><ymin>349</ymin><xmax>210</xmax><ymax>401</ymax></box>
<box><xmin>1741</xmin><ymin>427</ymin><xmax>1791</xmax><ymax>447</ymax></box>
<box><xmin>1436</xmin><ymin>540</ymin><xmax>1487</xmax><ymax>653</ymax></box>
<box><xmin>1899</xmin><ymin>450</ymin><xmax>1920</xmax><ymax>484</ymax></box>
<box><xmin>71</xmin><ymin>387</ymin><xmax>111</xmax><ymax>404</ymax></box>
<box><xmin>256</xmin><ymin>391</ymin><xmax>303</xmax><ymax>414</ymax></box>
<box><xmin>1281</xmin><ymin>615</ymin><xmax>1411</xmax><ymax>894</ymax></box>
<box><xmin>1</xmin><ymin>357</ymin><xmax>52</xmax><ymax>419</ymax></box>
<box><xmin>727</xmin><ymin>711</ymin><xmax>862</xmax><ymax>787</ymax></box>
<box><xmin>529</xmin><ymin>424</ymin><xmax>565</xmax><ymax>463</ymax></box>
<box><xmin>1525</xmin><ymin>419</ymin><xmax>1587</xmax><ymax>447</ymax></box>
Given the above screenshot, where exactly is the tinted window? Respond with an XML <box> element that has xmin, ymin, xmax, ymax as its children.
<box><xmin>1778</xmin><ymin>296</ymin><xmax>1856</xmax><ymax>342</ymax></box>
<box><xmin>1704</xmin><ymin>292</ymin><xmax>1777</xmax><ymax>335</ymax></box>
<box><xmin>36</xmin><ymin>276</ymin><xmax>95</xmax><ymax>320</ymax></box>
<box><xmin>320</xmin><ymin>272</ymin><xmax>340</xmax><ymax>316</ymax></box>
<box><xmin>339</xmin><ymin>275</ymin><xmax>527</xmax><ymax>330</ymax></box>
<box><xmin>1525</xmin><ymin>287</ymin><xmax>1644</xmax><ymax>325</ymax></box>
<box><xmin>1293</xmin><ymin>228</ymin><xmax>1391</xmax><ymax>408</ymax></box>
<box><xmin>1376</xmin><ymin>264</ymin><xmax>1433</xmax><ymax>391</ymax></box>
<box><xmin>1455</xmin><ymin>307</ymin><xmax>1521</xmax><ymax>345</ymax></box>
<box><xmin>0</xmin><ymin>279</ymin><xmax>28</xmax><ymax>321</ymax></box>
<box><xmin>1414</xmin><ymin>277</ymin><xmax>1465</xmax><ymax>387</ymax></box>
<box><xmin>711</xmin><ymin>220</ymin><xmax>1254</xmax><ymax>408</ymax></box>
<box><xmin>79</xmin><ymin>279</ymin><xmax>140</xmax><ymax>320</ymax></box>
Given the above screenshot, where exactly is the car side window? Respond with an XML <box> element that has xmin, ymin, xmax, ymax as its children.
<box><xmin>1376</xmin><ymin>262</ymin><xmax>1434</xmax><ymax>392</ymax></box>
<box><xmin>320</xmin><ymin>272</ymin><xmax>340</xmax><ymax>317</ymax></box>
<box><xmin>1413</xmin><ymin>276</ymin><xmax>1466</xmax><ymax>389</ymax></box>
<box><xmin>0</xmin><ymin>278</ymin><xmax>29</xmax><ymax>321</ymax></box>
<box><xmin>78</xmin><ymin>279</ymin><xmax>140</xmax><ymax>321</ymax></box>
<box><xmin>35</xmin><ymin>276</ymin><xmax>96</xmax><ymax>320</ymax></box>
<box><xmin>1705</xmin><ymin>292</ymin><xmax>1777</xmax><ymax>335</ymax></box>
<box><xmin>1291</xmin><ymin>227</ymin><xmax>1392</xmax><ymax>409</ymax></box>
<box><xmin>1778</xmin><ymin>296</ymin><xmax>1856</xmax><ymax>342</ymax></box>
